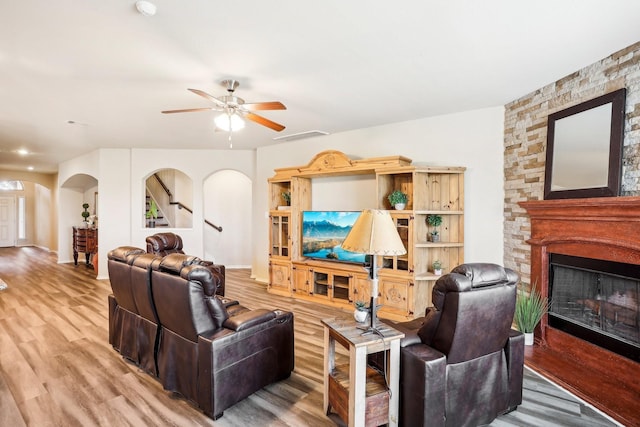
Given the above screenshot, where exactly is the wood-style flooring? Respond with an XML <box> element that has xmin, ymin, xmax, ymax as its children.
<box><xmin>0</xmin><ymin>247</ymin><xmax>622</xmax><ymax>426</ymax></box>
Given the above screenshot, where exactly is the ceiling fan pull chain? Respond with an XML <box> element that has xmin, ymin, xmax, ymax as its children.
<box><xmin>228</xmin><ymin>132</ymin><xmax>233</xmax><ymax>149</ymax></box>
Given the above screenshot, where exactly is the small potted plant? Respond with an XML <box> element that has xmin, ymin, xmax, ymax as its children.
<box><xmin>432</xmin><ymin>260</ymin><xmax>443</xmax><ymax>275</ymax></box>
<box><xmin>81</xmin><ymin>203</ymin><xmax>91</xmax><ymax>227</ymax></box>
<box><xmin>354</xmin><ymin>300</ymin><xmax>369</xmax><ymax>323</ymax></box>
<box><xmin>146</xmin><ymin>199</ymin><xmax>159</xmax><ymax>228</ymax></box>
<box><xmin>387</xmin><ymin>190</ymin><xmax>408</xmax><ymax>210</ymax></box>
<box><xmin>514</xmin><ymin>282</ymin><xmax>550</xmax><ymax>345</ymax></box>
<box><xmin>426</xmin><ymin>214</ymin><xmax>443</xmax><ymax>242</ymax></box>
<box><xmin>278</xmin><ymin>191</ymin><xmax>292</xmax><ymax>210</ymax></box>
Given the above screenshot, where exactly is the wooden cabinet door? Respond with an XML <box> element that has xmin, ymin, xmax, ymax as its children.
<box><xmin>292</xmin><ymin>265</ymin><xmax>309</xmax><ymax>295</ymax></box>
<box><xmin>269</xmin><ymin>261</ymin><xmax>291</xmax><ymax>294</ymax></box>
<box><xmin>380</xmin><ymin>277</ymin><xmax>411</xmax><ymax>316</ymax></box>
<box><xmin>352</xmin><ymin>273</ymin><xmax>372</xmax><ymax>305</ymax></box>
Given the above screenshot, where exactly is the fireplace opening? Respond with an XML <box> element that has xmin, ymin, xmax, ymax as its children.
<box><xmin>548</xmin><ymin>254</ymin><xmax>640</xmax><ymax>362</ymax></box>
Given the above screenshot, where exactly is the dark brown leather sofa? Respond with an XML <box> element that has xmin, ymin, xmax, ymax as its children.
<box><xmin>107</xmin><ymin>246</ymin><xmax>160</xmax><ymax>375</ymax></box>
<box><xmin>145</xmin><ymin>232</ymin><xmax>226</xmax><ymax>296</ymax></box>
<box><xmin>377</xmin><ymin>263</ymin><xmax>524</xmax><ymax>427</ymax></box>
<box><xmin>150</xmin><ymin>253</ymin><xmax>294</xmax><ymax>419</ymax></box>
<box><xmin>107</xmin><ymin>247</ymin><xmax>294</xmax><ymax>420</ymax></box>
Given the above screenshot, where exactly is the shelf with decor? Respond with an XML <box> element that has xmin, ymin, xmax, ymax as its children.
<box><xmin>267</xmin><ymin>150</ymin><xmax>465</xmax><ymax>321</ymax></box>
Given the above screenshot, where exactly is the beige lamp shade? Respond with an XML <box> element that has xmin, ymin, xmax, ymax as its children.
<box><xmin>342</xmin><ymin>209</ymin><xmax>407</xmax><ymax>256</ymax></box>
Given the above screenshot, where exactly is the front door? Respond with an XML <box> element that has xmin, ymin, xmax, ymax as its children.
<box><xmin>0</xmin><ymin>196</ymin><xmax>15</xmax><ymax>247</ymax></box>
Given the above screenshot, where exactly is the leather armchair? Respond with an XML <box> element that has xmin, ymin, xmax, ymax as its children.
<box><xmin>381</xmin><ymin>263</ymin><xmax>524</xmax><ymax>427</ymax></box>
<box><xmin>107</xmin><ymin>246</ymin><xmax>161</xmax><ymax>375</ymax></box>
<box><xmin>150</xmin><ymin>253</ymin><xmax>294</xmax><ymax>419</ymax></box>
<box><xmin>145</xmin><ymin>232</ymin><xmax>184</xmax><ymax>256</ymax></box>
<box><xmin>145</xmin><ymin>232</ymin><xmax>226</xmax><ymax>295</ymax></box>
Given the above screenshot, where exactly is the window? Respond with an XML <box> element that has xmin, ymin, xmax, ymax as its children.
<box><xmin>0</xmin><ymin>180</ymin><xmax>24</xmax><ymax>191</ymax></box>
<box><xmin>18</xmin><ymin>197</ymin><xmax>25</xmax><ymax>239</ymax></box>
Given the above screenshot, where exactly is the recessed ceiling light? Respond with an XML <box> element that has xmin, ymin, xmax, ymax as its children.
<box><xmin>135</xmin><ymin>1</ymin><xmax>157</xmax><ymax>16</ymax></box>
<box><xmin>27</xmin><ymin>166</ymin><xmax>34</xmax><ymax>171</ymax></box>
<box><xmin>17</xmin><ymin>149</ymin><xmax>29</xmax><ymax>155</ymax></box>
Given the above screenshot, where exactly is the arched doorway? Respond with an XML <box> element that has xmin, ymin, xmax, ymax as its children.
<box><xmin>203</xmin><ymin>170</ymin><xmax>251</xmax><ymax>267</ymax></box>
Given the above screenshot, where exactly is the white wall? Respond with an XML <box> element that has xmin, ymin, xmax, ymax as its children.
<box><xmin>253</xmin><ymin>106</ymin><xmax>506</xmax><ymax>282</ymax></box>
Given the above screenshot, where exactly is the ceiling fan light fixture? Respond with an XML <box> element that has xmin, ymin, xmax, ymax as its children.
<box><xmin>214</xmin><ymin>113</ymin><xmax>245</xmax><ymax>132</ymax></box>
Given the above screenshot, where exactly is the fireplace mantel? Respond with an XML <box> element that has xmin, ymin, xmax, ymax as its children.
<box><xmin>519</xmin><ymin>196</ymin><xmax>640</xmax><ymax>425</ymax></box>
<box><xmin>520</xmin><ymin>196</ymin><xmax>640</xmax><ymax>339</ymax></box>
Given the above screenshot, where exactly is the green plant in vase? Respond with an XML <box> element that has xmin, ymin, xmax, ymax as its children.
<box><xmin>387</xmin><ymin>190</ymin><xmax>408</xmax><ymax>210</ymax></box>
<box><xmin>282</xmin><ymin>191</ymin><xmax>291</xmax><ymax>206</ymax></box>
<box><xmin>432</xmin><ymin>260</ymin><xmax>443</xmax><ymax>275</ymax></box>
<box><xmin>354</xmin><ymin>300</ymin><xmax>369</xmax><ymax>323</ymax></box>
<box><xmin>426</xmin><ymin>214</ymin><xmax>442</xmax><ymax>242</ymax></box>
<box><xmin>81</xmin><ymin>203</ymin><xmax>90</xmax><ymax>225</ymax></box>
<box><xmin>515</xmin><ymin>282</ymin><xmax>550</xmax><ymax>345</ymax></box>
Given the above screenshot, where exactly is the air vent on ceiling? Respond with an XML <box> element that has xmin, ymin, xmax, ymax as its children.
<box><xmin>273</xmin><ymin>130</ymin><xmax>329</xmax><ymax>142</ymax></box>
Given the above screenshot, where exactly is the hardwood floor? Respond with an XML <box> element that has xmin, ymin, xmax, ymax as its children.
<box><xmin>0</xmin><ymin>247</ymin><xmax>622</xmax><ymax>426</ymax></box>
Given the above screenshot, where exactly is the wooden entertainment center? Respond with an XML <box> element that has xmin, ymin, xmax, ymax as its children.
<box><xmin>268</xmin><ymin>150</ymin><xmax>465</xmax><ymax>321</ymax></box>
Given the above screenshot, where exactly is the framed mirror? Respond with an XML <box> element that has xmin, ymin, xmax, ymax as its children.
<box><xmin>544</xmin><ymin>88</ymin><xmax>626</xmax><ymax>200</ymax></box>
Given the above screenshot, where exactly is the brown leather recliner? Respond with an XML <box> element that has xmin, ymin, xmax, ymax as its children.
<box><xmin>107</xmin><ymin>246</ymin><xmax>161</xmax><ymax>376</ymax></box>
<box><xmin>145</xmin><ymin>232</ymin><xmax>226</xmax><ymax>295</ymax></box>
<box><xmin>379</xmin><ymin>263</ymin><xmax>524</xmax><ymax>427</ymax></box>
<box><xmin>145</xmin><ymin>232</ymin><xmax>184</xmax><ymax>256</ymax></box>
<box><xmin>150</xmin><ymin>253</ymin><xmax>295</xmax><ymax>419</ymax></box>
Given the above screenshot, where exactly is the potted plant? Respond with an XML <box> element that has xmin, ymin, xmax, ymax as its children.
<box><xmin>514</xmin><ymin>282</ymin><xmax>550</xmax><ymax>345</ymax></box>
<box><xmin>81</xmin><ymin>203</ymin><xmax>90</xmax><ymax>226</ymax></box>
<box><xmin>146</xmin><ymin>199</ymin><xmax>159</xmax><ymax>228</ymax></box>
<box><xmin>279</xmin><ymin>191</ymin><xmax>292</xmax><ymax>210</ymax></box>
<box><xmin>426</xmin><ymin>214</ymin><xmax>443</xmax><ymax>242</ymax></box>
<box><xmin>354</xmin><ymin>300</ymin><xmax>369</xmax><ymax>323</ymax></box>
<box><xmin>432</xmin><ymin>260</ymin><xmax>443</xmax><ymax>275</ymax></box>
<box><xmin>387</xmin><ymin>190</ymin><xmax>408</xmax><ymax>210</ymax></box>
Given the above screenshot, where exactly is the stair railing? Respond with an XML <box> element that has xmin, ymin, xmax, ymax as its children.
<box><xmin>151</xmin><ymin>173</ymin><xmax>223</xmax><ymax>232</ymax></box>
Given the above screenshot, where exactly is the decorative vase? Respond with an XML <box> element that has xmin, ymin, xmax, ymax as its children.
<box><xmin>524</xmin><ymin>332</ymin><xmax>534</xmax><ymax>346</ymax></box>
<box><xmin>394</xmin><ymin>203</ymin><xmax>406</xmax><ymax>210</ymax></box>
<box><xmin>354</xmin><ymin>309</ymin><xmax>368</xmax><ymax>323</ymax></box>
<box><xmin>429</xmin><ymin>233</ymin><xmax>440</xmax><ymax>242</ymax></box>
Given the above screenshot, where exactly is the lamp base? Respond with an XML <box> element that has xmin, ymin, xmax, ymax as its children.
<box><xmin>358</xmin><ymin>325</ymin><xmax>382</xmax><ymax>336</ymax></box>
<box><xmin>358</xmin><ymin>296</ymin><xmax>382</xmax><ymax>335</ymax></box>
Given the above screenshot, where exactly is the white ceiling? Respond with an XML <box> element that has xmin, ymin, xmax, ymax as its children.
<box><xmin>1</xmin><ymin>1</ymin><xmax>639</xmax><ymax>173</ymax></box>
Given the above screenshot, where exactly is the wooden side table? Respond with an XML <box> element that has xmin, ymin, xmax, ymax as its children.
<box><xmin>322</xmin><ymin>318</ymin><xmax>404</xmax><ymax>427</ymax></box>
<box><xmin>73</xmin><ymin>226</ymin><xmax>98</xmax><ymax>266</ymax></box>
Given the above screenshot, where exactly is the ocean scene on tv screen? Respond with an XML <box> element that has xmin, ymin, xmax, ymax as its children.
<box><xmin>302</xmin><ymin>211</ymin><xmax>366</xmax><ymax>263</ymax></box>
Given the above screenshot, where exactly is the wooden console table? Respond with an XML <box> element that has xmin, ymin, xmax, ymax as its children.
<box><xmin>73</xmin><ymin>226</ymin><xmax>98</xmax><ymax>266</ymax></box>
<box><xmin>322</xmin><ymin>318</ymin><xmax>404</xmax><ymax>426</ymax></box>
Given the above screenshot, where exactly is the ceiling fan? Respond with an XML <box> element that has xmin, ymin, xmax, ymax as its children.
<box><xmin>162</xmin><ymin>79</ymin><xmax>286</xmax><ymax>132</ymax></box>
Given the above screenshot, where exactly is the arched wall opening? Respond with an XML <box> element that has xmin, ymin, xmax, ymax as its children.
<box><xmin>59</xmin><ymin>173</ymin><xmax>98</xmax><ymax>268</ymax></box>
<box><xmin>144</xmin><ymin>168</ymin><xmax>193</xmax><ymax>229</ymax></box>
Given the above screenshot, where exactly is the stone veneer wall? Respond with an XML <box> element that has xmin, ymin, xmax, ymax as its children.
<box><xmin>504</xmin><ymin>42</ymin><xmax>640</xmax><ymax>284</ymax></box>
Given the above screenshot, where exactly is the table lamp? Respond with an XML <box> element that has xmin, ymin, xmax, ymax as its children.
<box><xmin>342</xmin><ymin>209</ymin><xmax>407</xmax><ymax>332</ymax></box>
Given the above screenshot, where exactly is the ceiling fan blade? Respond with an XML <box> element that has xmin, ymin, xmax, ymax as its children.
<box><xmin>161</xmin><ymin>107</ymin><xmax>214</xmax><ymax>114</ymax></box>
<box><xmin>245</xmin><ymin>112</ymin><xmax>286</xmax><ymax>132</ymax></box>
<box><xmin>243</xmin><ymin>101</ymin><xmax>286</xmax><ymax>111</ymax></box>
<box><xmin>188</xmin><ymin>88</ymin><xmax>226</xmax><ymax>108</ymax></box>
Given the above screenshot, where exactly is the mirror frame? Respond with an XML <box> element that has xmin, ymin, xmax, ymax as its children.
<box><xmin>544</xmin><ymin>88</ymin><xmax>626</xmax><ymax>200</ymax></box>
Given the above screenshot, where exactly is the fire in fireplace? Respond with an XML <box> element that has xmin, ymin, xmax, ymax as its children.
<box><xmin>548</xmin><ymin>254</ymin><xmax>640</xmax><ymax>362</ymax></box>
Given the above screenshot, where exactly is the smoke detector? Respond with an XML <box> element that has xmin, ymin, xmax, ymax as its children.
<box><xmin>135</xmin><ymin>1</ymin><xmax>157</xmax><ymax>16</ymax></box>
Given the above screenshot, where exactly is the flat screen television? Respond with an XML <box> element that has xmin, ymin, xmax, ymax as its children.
<box><xmin>301</xmin><ymin>211</ymin><xmax>367</xmax><ymax>264</ymax></box>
